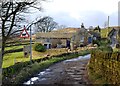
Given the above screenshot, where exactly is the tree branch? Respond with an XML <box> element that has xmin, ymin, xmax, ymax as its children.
<box><xmin>6</xmin><ymin>11</ymin><xmax>16</xmax><ymax>38</ymax></box>
<box><xmin>10</xmin><ymin>29</ymin><xmax>23</xmax><ymax>36</ymax></box>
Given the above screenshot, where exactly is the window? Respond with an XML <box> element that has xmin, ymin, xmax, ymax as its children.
<box><xmin>45</xmin><ymin>38</ymin><xmax>50</xmax><ymax>42</ymax></box>
<box><xmin>80</xmin><ymin>36</ymin><xmax>84</xmax><ymax>42</ymax></box>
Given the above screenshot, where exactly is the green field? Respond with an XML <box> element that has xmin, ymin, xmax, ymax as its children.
<box><xmin>3</xmin><ymin>52</ymin><xmax>24</xmax><ymax>68</ymax></box>
<box><xmin>2</xmin><ymin>47</ymin><xmax>68</xmax><ymax>68</ymax></box>
<box><xmin>101</xmin><ymin>28</ymin><xmax>112</xmax><ymax>38</ymax></box>
<box><xmin>5</xmin><ymin>46</ymin><xmax>23</xmax><ymax>51</ymax></box>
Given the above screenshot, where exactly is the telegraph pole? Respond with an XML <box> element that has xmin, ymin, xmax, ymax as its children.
<box><xmin>108</xmin><ymin>16</ymin><xmax>109</xmax><ymax>28</ymax></box>
<box><xmin>108</xmin><ymin>16</ymin><xmax>110</xmax><ymax>32</ymax></box>
<box><xmin>107</xmin><ymin>16</ymin><xmax>110</xmax><ymax>37</ymax></box>
<box><xmin>30</xmin><ymin>25</ymin><xmax>32</xmax><ymax>64</ymax></box>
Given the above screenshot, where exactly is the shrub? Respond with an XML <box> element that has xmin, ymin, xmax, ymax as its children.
<box><xmin>33</xmin><ymin>43</ymin><xmax>46</xmax><ymax>52</ymax></box>
<box><xmin>92</xmin><ymin>40</ymin><xmax>100</xmax><ymax>46</ymax></box>
<box><xmin>100</xmin><ymin>38</ymin><xmax>111</xmax><ymax>46</ymax></box>
<box><xmin>92</xmin><ymin>38</ymin><xmax>111</xmax><ymax>47</ymax></box>
<box><xmin>98</xmin><ymin>45</ymin><xmax>113</xmax><ymax>52</ymax></box>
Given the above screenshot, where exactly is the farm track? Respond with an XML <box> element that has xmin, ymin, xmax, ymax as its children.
<box><xmin>24</xmin><ymin>54</ymin><xmax>92</xmax><ymax>86</ymax></box>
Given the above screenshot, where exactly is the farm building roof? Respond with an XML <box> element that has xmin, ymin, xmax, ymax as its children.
<box><xmin>35</xmin><ymin>28</ymin><xmax>90</xmax><ymax>39</ymax></box>
<box><xmin>53</xmin><ymin>28</ymin><xmax>80</xmax><ymax>33</ymax></box>
<box><xmin>36</xmin><ymin>32</ymin><xmax>75</xmax><ymax>39</ymax></box>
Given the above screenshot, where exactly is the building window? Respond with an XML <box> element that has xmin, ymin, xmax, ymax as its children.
<box><xmin>80</xmin><ymin>36</ymin><xmax>84</xmax><ymax>42</ymax></box>
<box><xmin>36</xmin><ymin>37</ymin><xmax>40</xmax><ymax>39</ymax></box>
<box><xmin>45</xmin><ymin>38</ymin><xmax>50</xmax><ymax>42</ymax></box>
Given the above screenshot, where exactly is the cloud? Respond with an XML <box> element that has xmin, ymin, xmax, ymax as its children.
<box><xmin>78</xmin><ymin>11</ymin><xmax>107</xmax><ymax>27</ymax></box>
<box><xmin>27</xmin><ymin>0</ymin><xmax>119</xmax><ymax>28</ymax></box>
<box><xmin>45</xmin><ymin>12</ymin><xmax>80</xmax><ymax>27</ymax></box>
<box><xmin>109</xmin><ymin>12</ymin><xmax>118</xmax><ymax>26</ymax></box>
<box><xmin>43</xmin><ymin>0</ymin><xmax>119</xmax><ymax>14</ymax></box>
<box><xmin>42</xmin><ymin>10</ymin><xmax>117</xmax><ymax>28</ymax></box>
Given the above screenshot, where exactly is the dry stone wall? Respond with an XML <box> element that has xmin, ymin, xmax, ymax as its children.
<box><xmin>88</xmin><ymin>51</ymin><xmax>120</xmax><ymax>84</ymax></box>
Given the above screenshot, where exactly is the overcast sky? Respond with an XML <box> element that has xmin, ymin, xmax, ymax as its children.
<box><xmin>27</xmin><ymin>0</ymin><xmax>119</xmax><ymax>28</ymax></box>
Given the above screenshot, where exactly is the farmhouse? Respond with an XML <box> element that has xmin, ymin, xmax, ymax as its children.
<box><xmin>35</xmin><ymin>28</ymin><xmax>91</xmax><ymax>50</ymax></box>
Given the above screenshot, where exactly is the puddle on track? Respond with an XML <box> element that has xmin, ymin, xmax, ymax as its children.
<box><xmin>24</xmin><ymin>69</ymin><xmax>51</xmax><ymax>85</ymax></box>
<box><xmin>64</xmin><ymin>54</ymin><xmax>91</xmax><ymax>62</ymax></box>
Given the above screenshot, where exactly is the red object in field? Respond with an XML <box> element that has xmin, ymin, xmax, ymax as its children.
<box><xmin>20</xmin><ymin>26</ymin><xmax>30</xmax><ymax>38</ymax></box>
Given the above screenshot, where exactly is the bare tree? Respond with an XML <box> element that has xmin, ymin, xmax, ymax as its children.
<box><xmin>0</xmin><ymin>0</ymin><xmax>45</xmax><ymax>67</ymax></box>
<box><xmin>57</xmin><ymin>24</ymin><xmax>67</xmax><ymax>29</ymax></box>
<box><xmin>34</xmin><ymin>16</ymin><xmax>58</xmax><ymax>32</ymax></box>
<box><xmin>88</xmin><ymin>26</ymin><xmax>94</xmax><ymax>31</ymax></box>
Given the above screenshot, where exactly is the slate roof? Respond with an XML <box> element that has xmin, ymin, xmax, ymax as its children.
<box><xmin>36</xmin><ymin>28</ymin><xmax>90</xmax><ymax>39</ymax></box>
<box><xmin>36</xmin><ymin>32</ymin><xmax>75</xmax><ymax>39</ymax></box>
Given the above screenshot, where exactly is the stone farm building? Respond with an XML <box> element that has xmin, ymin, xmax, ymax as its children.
<box><xmin>35</xmin><ymin>28</ymin><xmax>91</xmax><ymax>49</ymax></box>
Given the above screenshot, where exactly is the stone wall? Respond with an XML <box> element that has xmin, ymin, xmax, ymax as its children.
<box><xmin>35</xmin><ymin>38</ymin><xmax>67</xmax><ymax>48</ymax></box>
<box><xmin>88</xmin><ymin>51</ymin><xmax>120</xmax><ymax>84</ymax></box>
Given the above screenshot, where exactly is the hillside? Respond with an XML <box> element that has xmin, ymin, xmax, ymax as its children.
<box><xmin>101</xmin><ymin>28</ymin><xmax>112</xmax><ymax>38</ymax></box>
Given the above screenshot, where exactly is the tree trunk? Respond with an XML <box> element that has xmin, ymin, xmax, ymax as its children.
<box><xmin>0</xmin><ymin>38</ymin><xmax>5</xmax><ymax>68</ymax></box>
